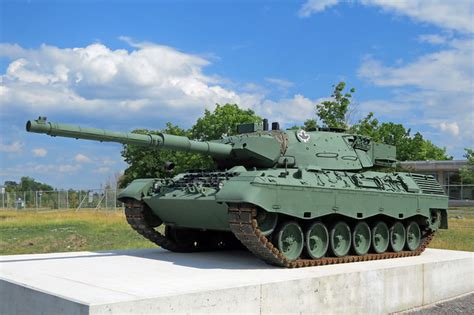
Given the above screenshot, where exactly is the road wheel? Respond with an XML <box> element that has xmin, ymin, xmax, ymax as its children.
<box><xmin>274</xmin><ymin>221</ymin><xmax>304</xmax><ymax>261</ymax></box>
<box><xmin>305</xmin><ymin>221</ymin><xmax>329</xmax><ymax>259</ymax></box>
<box><xmin>329</xmin><ymin>221</ymin><xmax>351</xmax><ymax>257</ymax></box>
<box><xmin>390</xmin><ymin>221</ymin><xmax>406</xmax><ymax>252</ymax></box>
<box><xmin>372</xmin><ymin>221</ymin><xmax>389</xmax><ymax>254</ymax></box>
<box><xmin>352</xmin><ymin>221</ymin><xmax>371</xmax><ymax>255</ymax></box>
<box><xmin>405</xmin><ymin>221</ymin><xmax>421</xmax><ymax>251</ymax></box>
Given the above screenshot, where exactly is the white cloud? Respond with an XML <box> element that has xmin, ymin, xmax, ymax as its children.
<box><xmin>298</xmin><ymin>0</ymin><xmax>340</xmax><ymax>17</ymax></box>
<box><xmin>0</xmin><ymin>40</ymin><xmax>309</xmax><ymax>126</ymax></box>
<box><xmin>438</xmin><ymin>122</ymin><xmax>460</xmax><ymax>137</ymax></box>
<box><xmin>32</xmin><ymin>148</ymin><xmax>47</xmax><ymax>157</ymax></box>
<box><xmin>0</xmin><ymin>40</ymin><xmax>245</xmax><ymax>120</ymax></box>
<box><xmin>265</xmin><ymin>77</ymin><xmax>294</xmax><ymax>89</ymax></box>
<box><xmin>100</xmin><ymin>158</ymin><xmax>117</xmax><ymax>166</ymax></box>
<box><xmin>360</xmin><ymin>0</ymin><xmax>474</xmax><ymax>34</ymax></box>
<box><xmin>356</xmin><ymin>38</ymin><xmax>473</xmax><ymax>154</ymax></box>
<box><xmin>356</xmin><ymin>99</ymin><xmax>414</xmax><ymax>119</ymax></box>
<box><xmin>0</xmin><ymin>141</ymin><xmax>23</xmax><ymax>153</ymax></box>
<box><xmin>58</xmin><ymin>164</ymin><xmax>82</xmax><ymax>173</ymax></box>
<box><xmin>418</xmin><ymin>34</ymin><xmax>448</xmax><ymax>45</ymax></box>
<box><xmin>358</xmin><ymin>39</ymin><xmax>473</xmax><ymax>93</ymax></box>
<box><xmin>94</xmin><ymin>166</ymin><xmax>111</xmax><ymax>174</ymax></box>
<box><xmin>299</xmin><ymin>0</ymin><xmax>474</xmax><ymax>34</ymax></box>
<box><xmin>75</xmin><ymin>154</ymin><xmax>92</xmax><ymax>163</ymax></box>
<box><xmin>255</xmin><ymin>94</ymin><xmax>323</xmax><ymax>124</ymax></box>
<box><xmin>0</xmin><ymin>39</ymin><xmax>324</xmax><ymax>136</ymax></box>
<box><xmin>27</xmin><ymin>162</ymin><xmax>81</xmax><ymax>174</ymax></box>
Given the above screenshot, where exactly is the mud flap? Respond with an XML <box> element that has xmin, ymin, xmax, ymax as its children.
<box><xmin>440</xmin><ymin>209</ymin><xmax>448</xmax><ymax>229</ymax></box>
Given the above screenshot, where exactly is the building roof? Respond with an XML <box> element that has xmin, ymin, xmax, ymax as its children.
<box><xmin>400</xmin><ymin>160</ymin><xmax>467</xmax><ymax>172</ymax></box>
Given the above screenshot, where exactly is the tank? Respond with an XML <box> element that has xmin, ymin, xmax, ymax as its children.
<box><xmin>26</xmin><ymin>116</ymin><xmax>448</xmax><ymax>267</ymax></box>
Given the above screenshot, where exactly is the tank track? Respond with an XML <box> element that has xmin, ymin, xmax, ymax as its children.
<box><xmin>228</xmin><ymin>203</ymin><xmax>435</xmax><ymax>268</ymax></box>
<box><xmin>124</xmin><ymin>200</ymin><xmax>190</xmax><ymax>252</ymax></box>
<box><xmin>124</xmin><ymin>200</ymin><xmax>242</xmax><ymax>252</ymax></box>
<box><xmin>125</xmin><ymin>200</ymin><xmax>435</xmax><ymax>268</ymax></box>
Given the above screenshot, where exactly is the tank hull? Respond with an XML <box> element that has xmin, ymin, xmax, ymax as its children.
<box><xmin>122</xmin><ymin>168</ymin><xmax>448</xmax><ymax>232</ymax></box>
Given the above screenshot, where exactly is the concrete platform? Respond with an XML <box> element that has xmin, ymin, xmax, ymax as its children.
<box><xmin>1</xmin><ymin>248</ymin><xmax>473</xmax><ymax>314</ymax></box>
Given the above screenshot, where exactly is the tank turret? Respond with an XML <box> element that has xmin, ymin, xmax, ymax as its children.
<box><xmin>26</xmin><ymin>116</ymin><xmax>396</xmax><ymax>170</ymax></box>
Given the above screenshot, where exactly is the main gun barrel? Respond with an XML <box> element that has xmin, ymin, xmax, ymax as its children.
<box><xmin>26</xmin><ymin>117</ymin><xmax>232</xmax><ymax>158</ymax></box>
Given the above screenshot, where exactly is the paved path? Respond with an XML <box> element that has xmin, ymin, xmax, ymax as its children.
<box><xmin>404</xmin><ymin>293</ymin><xmax>474</xmax><ymax>314</ymax></box>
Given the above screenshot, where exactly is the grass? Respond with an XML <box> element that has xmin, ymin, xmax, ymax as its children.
<box><xmin>0</xmin><ymin>209</ymin><xmax>155</xmax><ymax>255</ymax></box>
<box><xmin>0</xmin><ymin>207</ymin><xmax>473</xmax><ymax>255</ymax></box>
<box><xmin>429</xmin><ymin>207</ymin><xmax>474</xmax><ymax>252</ymax></box>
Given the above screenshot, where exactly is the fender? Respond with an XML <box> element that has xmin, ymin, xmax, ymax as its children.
<box><xmin>118</xmin><ymin>179</ymin><xmax>156</xmax><ymax>202</ymax></box>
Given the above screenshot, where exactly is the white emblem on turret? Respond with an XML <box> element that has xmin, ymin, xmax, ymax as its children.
<box><xmin>296</xmin><ymin>129</ymin><xmax>310</xmax><ymax>143</ymax></box>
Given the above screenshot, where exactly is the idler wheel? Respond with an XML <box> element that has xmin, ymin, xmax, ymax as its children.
<box><xmin>256</xmin><ymin>210</ymin><xmax>278</xmax><ymax>236</ymax></box>
<box><xmin>329</xmin><ymin>221</ymin><xmax>351</xmax><ymax>257</ymax></box>
<box><xmin>405</xmin><ymin>221</ymin><xmax>421</xmax><ymax>251</ymax></box>
<box><xmin>389</xmin><ymin>221</ymin><xmax>406</xmax><ymax>252</ymax></box>
<box><xmin>352</xmin><ymin>221</ymin><xmax>371</xmax><ymax>256</ymax></box>
<box><xmin>305</xmin><ymin>221</ymin><xmax>329</xmax><ymax>259</ymax></box>
<box><xmin>274</xmin><ymin>221</ymin><xmax>304</xmax><ymax>261</ymax></box>
<box><xmin>372</xmin><ymin>221</ymin><xmax>389</xmax><ymax>254</ymax></box>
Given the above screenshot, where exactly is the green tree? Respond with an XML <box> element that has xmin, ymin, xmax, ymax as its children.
<box><xmin>303</xmin><ymin>119</ymin><xmax>318</xmax><ymax>131</ymax></box>
<box><xmin>287</xmin><ymin>119</ymin><xmax>318</xmax><ymax>131</ymax></box>
<box><xmin>460</xmin><ymin>148</ymin><xmax>474</xmax><ymax>184</ymax></box>
<box><xmin>405</xmin><ymin>132</ymin><xmax>450</xmax><ymax>161</ymax></box>
<box><xmin>68</xmin><ymin>189</ymin><xmax>79</xmax><ymax>208</ymax></box>
<box><xmin>191</xmin><ymin>104</ymin><xmax>261</xmax><ymax>140</ymax></box>
<box><xmin>4</xmin><ymin>177</ymin><xmax>54</xmax><ymax>193</ymax></box>
<box><xmin>120</xmin><ymin>123</ymin><xmax>201</xmax><ymax>186</ymax></box>
<box><xmin>349</xmin><ymin>112</ymin><xmax>379</xmax><ymax>138</ymax></box>
<box><xmin>316</xmin><ymin>82</ymin><xmax>355</xmax><ymax>129</ymax></box>
<box><xmin>351</xmin><ymin>113</ymin><xmax>451</xmax><ymax>161</ymax></box>
<box><xmin>120</xmin><ymin>104</ymin><xmax>261</xmax><ymax>187</ymax></box>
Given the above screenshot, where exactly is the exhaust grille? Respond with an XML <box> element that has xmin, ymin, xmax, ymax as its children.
<box><xmin>411</xmin><ymin>174</ymin><xmax>445</xmax><ymax>195</ymax></box>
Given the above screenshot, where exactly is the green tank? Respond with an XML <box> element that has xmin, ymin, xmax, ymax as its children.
<box><xmin>27</xmin><ymin>116</ymin><xmax>448</xmax><ymax>267</ymax></box>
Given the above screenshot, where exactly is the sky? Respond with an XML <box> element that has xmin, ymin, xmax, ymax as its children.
<box><xmin>0</xmin><ymin>0</ymin><xmax>473</xmax><ymax>189</ymax></box>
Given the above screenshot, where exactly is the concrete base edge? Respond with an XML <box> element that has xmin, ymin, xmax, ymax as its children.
<box><xmin>1</xmin><ymin>249</ymin><xmax>473</xmax><ymax>314</ymax></box>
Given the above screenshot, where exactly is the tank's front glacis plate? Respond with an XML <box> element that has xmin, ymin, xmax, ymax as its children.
<box><xmin>143</xmin><ymin>171</ymin><xmax>239</xmax><ymax>231</ymax></box>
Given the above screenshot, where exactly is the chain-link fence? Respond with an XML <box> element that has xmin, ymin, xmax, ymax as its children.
<box><xmin>0</xmin><ymin>189</ymin><xmax>124</xmax><ymax>211</ymax></box>
<box><xmin>2</xmin><ymin>185</ymin><xmax>472</xmax><ymax>211</ymax></box>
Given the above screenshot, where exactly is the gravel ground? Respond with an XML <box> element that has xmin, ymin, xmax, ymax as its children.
<box><xmin>402</xmin><ymin>293</ymin><xmax>474</xmax><ymax>314</ymax></box>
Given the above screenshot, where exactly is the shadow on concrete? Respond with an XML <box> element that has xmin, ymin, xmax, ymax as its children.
<box><xmin>0</xmin><ymin>248</ymin><xmax>274</xmax><ymax>270</ymax></box>
<box><xmin>140</xmin><ymin>249</ymin><xmax>273</xmax><ymax>270</ymax></box>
